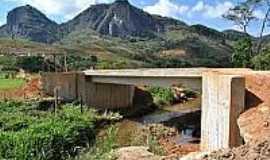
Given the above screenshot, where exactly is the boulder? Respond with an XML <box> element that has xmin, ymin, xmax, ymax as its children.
<box><xmin>115</xmin><ymin>146</ymin><xmax>161</xmax><ymax>160</ymax></box>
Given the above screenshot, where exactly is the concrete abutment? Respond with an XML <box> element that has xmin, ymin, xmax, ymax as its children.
<box><xmin>201</xmin><ymin>72</ymin><xmax>245</xmax><ymax>151</ymax></box>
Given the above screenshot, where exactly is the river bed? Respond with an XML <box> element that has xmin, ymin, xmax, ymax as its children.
<box><xmin>114</xmin><ymin>97</ymin><xmax>202</xmax><ymax>156</ymax></box>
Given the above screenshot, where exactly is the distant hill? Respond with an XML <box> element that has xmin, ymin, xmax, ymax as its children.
<box><xmin>223</xmin><ymin>29</ymin><xmax>253</xmax><ymax>41</ymax></box>
<box><xmin>0</xmin><ymin>0</ymin><xmax>256</xmax><ymax>68</ymax></box>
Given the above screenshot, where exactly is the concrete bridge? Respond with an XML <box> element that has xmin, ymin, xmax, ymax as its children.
<box><xmin>42</xmin><ymin>68</ymin><xmax>269</xmax><ymax>152</ymax></box>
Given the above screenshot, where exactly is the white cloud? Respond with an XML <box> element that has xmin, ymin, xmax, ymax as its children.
<box><xmin>143</xmin><ymin>0</ymin><xmax>189</xmax><ymax>19</ymax></box>
<box><xmin>191</xmin><ymin>1</ymin><xmax>234</xmax><ymax>19</ymax></box>
<box><xmin>3</xmin><ymin>0</ymin><xmax>113</xmax><ymax>22</ymax></box>
<box><xmin>192</xmin><ymin>1</ymin><xmax>204</xmax><ymax>12</ymax></box>
<box><xmin>232</xmin><ymin>25</ymin><xmax>243</xmax><ymax>32</ymax></box>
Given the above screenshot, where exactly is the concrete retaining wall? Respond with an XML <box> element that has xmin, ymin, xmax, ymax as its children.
<box><xmin>84</xmin><ymin>77</ymin><xmax>135</xmax><ymax>109</ymax></box>
<box><xmin>41</xmin><ymin>72</ymin><xmax>81</xmax><ymax>100</ymax></box>
<box><xmin>41</xmin><ymin>72</ymin><xmax>134</xmax><ymax>109</ymax></box>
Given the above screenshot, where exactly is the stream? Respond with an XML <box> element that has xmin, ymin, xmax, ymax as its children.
<box><xmin>114</xmin><ymin>97</ymin><xmax>202</xmax><ymax>155</ymax></box>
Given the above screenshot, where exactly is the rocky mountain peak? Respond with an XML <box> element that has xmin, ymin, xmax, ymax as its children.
<box><xmin>0</xmin><ymin>0</ymin><xmax>186</xmax><ymax>42</ymax></box>
<box><xmin>5</xmin><ymin>5</ymin><xmax>59</xmax><ymax>43</ymax></box>
<box><xmin>114</xmin><ymin>0</ymin><xmax>130</xmax><ymax>4</ymax></box>
<box><xmin>62</xmin><ymin>0</ymin><xmax>182</xmax><ymax>38</ymax></box>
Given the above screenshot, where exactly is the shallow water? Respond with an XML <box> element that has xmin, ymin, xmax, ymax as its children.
<box><xmin>115</xmin><ymin>97</ymin><xmax>201</xmax><ymax>146</ymax></box>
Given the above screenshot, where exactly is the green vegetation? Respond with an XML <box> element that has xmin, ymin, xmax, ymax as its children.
<box><xmin>252</xmin><ymin>50</ymin><xmax>270</xmax><ymax>70</ymax></box>
<box><xmin>147</xmin><ymin>135</ymin><xmax>165</xmax><ymax>156</ymax></box>
<box><xmin>147</xmin><ymin>87</ymin><xmax>175</xmax><ymax>106</ymax></box>
<box><xmin>76</xmin><ymin>126</ymin><xmax>118</xmax><ymax>160</ymax></box>
<box><xmin>0</xmin><ymin>78</ymin><xmax>25</xmax><ymax>90</ymax></box>
<box><xmin>16</xmin><ymin>56</ymin><xmax>44</xmax><ymax>72</ymax></box>
<box><xmin>223</xmin><ymin>0</ymin><xmax>270</xmax><ymax>70</ymax></box>
<box><xmin>0</xmin><ymin>101</ymin><xmax>97</xmax><ymax>160</ymax></box>
<box><xmin>232</xmin><ymin>38</ymin><xmax>253</xmax><ymax>68</ymax></box>
<box><xmin>0</xmin><ymin>24</ymin><xmax>236</xmax><ymax>71</ymax></box>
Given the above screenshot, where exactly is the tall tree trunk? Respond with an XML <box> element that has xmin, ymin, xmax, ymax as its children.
<box><xmin>256</xmin><ymin>7</ymin><xmax>270</xmax><ymax>55</ymax></box>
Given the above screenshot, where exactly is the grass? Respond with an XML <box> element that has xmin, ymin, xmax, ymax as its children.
<box><xmin>76</xmin><ymin>126</ymin><xmax>119</xmax><ymax>160</ymax></box>
<box><xmin>0</xmin><ymin>101</ymin><xmax>124</xmax><ymax>160</ymax></box>
<box><xmin>0</xmin><ymin>78</ymin><xmax>25</xmax><ymax>90</ymax></box>
<box><xmin>0</xmin><ymin>101</ymin><xmax>97</xmax><ymax>160</ymax></box>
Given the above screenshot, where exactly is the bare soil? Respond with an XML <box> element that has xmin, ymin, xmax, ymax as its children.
<box><xmin>0</xmin><ymin>77</ymin><xmax>41</xmax><ymax>100</ymax></box>
<box><xmin>201</xmin><ymin>139</ymin><xmax>270</xmax><ymax>160</ymax></box>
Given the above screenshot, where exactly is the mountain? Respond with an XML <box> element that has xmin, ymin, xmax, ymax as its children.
<box><xmin>0</xmin><ymin>25</ymin><xmax>7</xmax><ymax>37</ymax></box>
<box><xmin>61</xmin><ymin>0</ymin><xmax>186</xmax><ymax>37</ymax></box>
<box><xmin>1</xmin><ymin>5</ymin><xmax>59</xmax><ymax>43</ymax></box>
<box><xmin>0</xmin><ymin>0</ymin><xmax>187</xmax><ymax>42</ymax></box>
<box><xmin>223</xmin><ymin>29</ymin><xmax>252</xmax><ymax>41</ymax></box>
<box><xmin>0</xmin><ymin>0</ymin><xmax>257</xmax><ymax>68</ymax></box>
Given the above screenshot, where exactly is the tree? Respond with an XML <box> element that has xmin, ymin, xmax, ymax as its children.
<box><xmin>223</xmin><ymin>2</ymin><xmax>257</xmax><ymax>33</ymax></box>
<box><xmin>232</xmin><ymin>38</ymin><xmax>253</xmax><ymax>68</ymax></box>
<box><xmin>250</xmin><ymin>0</ymin><xmax>270</xmax><ymax>54</ymax></box>
<box><xmin>252</xmin><ymin>49</ymin><xmax>270</xmax><ymax>70</ymax></box>
<box><xmin>224</xmin><ymin>0</ymin><xmax>270</xmax><ymax>54</ymax></box>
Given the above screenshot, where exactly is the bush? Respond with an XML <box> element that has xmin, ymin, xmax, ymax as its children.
<box><xmin>147</xmin><ymin>87</ymin><xmax>175</xmax><ymax>105</ymax></box>
<box><xmin>252</xmin><ymin>50</ymin><xmax>270</xmax><ymax>70</ymax></box>
<box><xmin>0</xmin><ymin>102</ymin><xmax>96</xmax><ymax>160</ymax></box>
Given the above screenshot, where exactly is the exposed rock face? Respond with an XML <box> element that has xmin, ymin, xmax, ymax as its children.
<box><xmin>4</xmin><ymin>5</ymin><xmax>59</xmax><ymax>43</ymax></box>
<box><xmin>62</xmin><ymin>0</ymin><xmax>185</xmax><ymax>37</ymax></box>
<box><xmin>0</xmin><ymin>0</ymin><xmax>249</xmax><ymax>44</ymax></box>
<box><xmin>0</xmin><ymin>25</ymin><xmax>8</xmax><ymax>37</ymax></box>
<box><xmin>0</xmin><ymin>0</ymin><xmax>186</xmax><ymax>42</ymax></box>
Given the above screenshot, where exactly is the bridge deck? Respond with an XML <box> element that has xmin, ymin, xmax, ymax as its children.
<box><xmin>83</xmin><ymin>68</ymin><xmax>252</xmax><ymax>91</ymax></box>
<box><xmin>84</xmin><ymin>68</ymin><xmax>252</xmax><ymax>77</ymax></box>
<box><xmin>84</xmin><ymin>68</ymin><xmax>207</xmax><ymax>78</ymax></box>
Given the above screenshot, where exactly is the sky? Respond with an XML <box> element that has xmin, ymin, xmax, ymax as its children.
<box><xmin>0</xmin><ymin>0</ymin><xmax>267</xmax><ymax>36</ymax></box>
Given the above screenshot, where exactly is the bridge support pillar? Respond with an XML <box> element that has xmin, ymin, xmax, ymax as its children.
<box><xmin>201</xmin><ymin>72</ymin><xmax>245</xmax><ymax>151</ymax></box>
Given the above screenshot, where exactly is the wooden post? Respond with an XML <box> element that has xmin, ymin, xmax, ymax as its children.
<box><xmin>53</xmin><ymin>54</ymin><xmax>57</xmax><ymax>73</ymax></box>
<box><xmin>80</xmin><ymin>94</ymin><xmax>83</xmax><ymax>113</ymax></box>
<box><xmin>4</xmin><ymin>93</ymin><xmax>6</xmax><ymax>101</ymax></box>
<box><xmin>54</xmin><ymin>87</ymin><xmax>59</xmax><ymax>114</ymax></box>
<box><xmin>42</xmin><ymin>56</ymin><xmax>46</xmax><ymax>72</ymax></box>
<box><xmin>23</xmin><ymin>91</ymin><xmax>26</xmax><ymax>100</ymax></box>
<box><xmin>64</xmin><ymin>54</ymin><xmax>68</xmax><ymax>72</ymax></box>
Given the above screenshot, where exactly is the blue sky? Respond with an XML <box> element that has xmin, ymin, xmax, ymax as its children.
<box><xmin>0</xmin><ymin>0</ymin><xmax>266</xmax><ymax>36</ymax></box>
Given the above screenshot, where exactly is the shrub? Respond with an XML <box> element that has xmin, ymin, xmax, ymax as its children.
<box><xmin>147</xmin><ymin>87</ymin><xmax>175</xmax><ymax>105</ymax></box>
<box><xmin>252</xmin><ymin>50</ymin><xmax>270</xmax><ymax>70</ymax></box>
<box><xmin>0</xmin><ymin>102</ymin><xmax>96</xmax><ymax>160</ymax></box>
<box><xmin>76</xmin><ymin>125</ymin><xmax>118</xmax><ymax>160</ymax></box>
